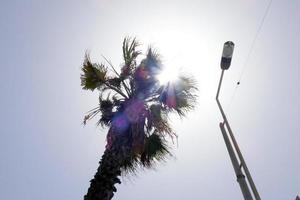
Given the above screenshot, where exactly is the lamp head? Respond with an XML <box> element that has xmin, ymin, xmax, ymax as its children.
<box><xmin>221</xmin><ymin>41</ymin><xmax>234</xmax><ymax>70</ymax></box>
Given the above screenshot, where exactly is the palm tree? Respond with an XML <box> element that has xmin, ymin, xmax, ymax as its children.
<box><xmin>81</xmin><ymin>37</ymin><xmax>198</xmax><ymax>200</ymax></box>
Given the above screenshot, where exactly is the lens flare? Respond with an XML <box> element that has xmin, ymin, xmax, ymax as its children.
<box><xmin>157</xmin><ymin>66</ymin><xmax>180</xmax><ymax>85</ymax></box>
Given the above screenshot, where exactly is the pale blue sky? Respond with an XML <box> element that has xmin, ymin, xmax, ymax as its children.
<box><xmin>1</xmin><ymin>0</ymin><xmax>299</xmax><ymax>199</ymax></box>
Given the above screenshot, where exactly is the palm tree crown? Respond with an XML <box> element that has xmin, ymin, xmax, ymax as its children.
<box><xmin>81</xmin><ymin>37</ymin><xmax>198</xmax><ymax>199</ymax></box>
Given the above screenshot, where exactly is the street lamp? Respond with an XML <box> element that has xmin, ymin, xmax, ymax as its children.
<box><xmin>216</xmin><ymin>41</ymin><xmax>261</xmax><ymax>200</ymax></box>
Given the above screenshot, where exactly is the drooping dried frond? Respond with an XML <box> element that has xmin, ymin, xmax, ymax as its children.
<box><xmin>81</xmin><ymin>53</ymin><xmax>108</xmax><ymax>91</ymax></box>
<box><xmin>140</xmin><ymin>134</ymin><xmax>171</xmax><ymax>168</ymax></box>
<box><xmin>97</xmin><ymin>97</ymin><xmax>114</xmax><ymax>127</ymax></box>
<box><xmin>83</xmin><ymin>94</ymin><xmax>123</xmax><ymax>127</ymax></box>
<box><xmin>120</xmin><ymin>150</ymin><xmax>140</xmax><ymax>175</ymax></box>
<box><xmin>147</xmin><ymin>104</ymin><xmax>174</xmax><ymax>136</ymax></box>
<box><xmin>119</xmin><ymin>133</ymin><xmax>172</xmax><ymax>173</ymax></box>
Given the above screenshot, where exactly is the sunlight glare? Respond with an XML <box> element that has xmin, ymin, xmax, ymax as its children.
<box><xmin>157</xmin><ymin>66</ymin><xmax>180</xmax><ymax>85</ymax></box>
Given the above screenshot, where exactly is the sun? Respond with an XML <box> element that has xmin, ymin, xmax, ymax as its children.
<box><xmin>157</xmin><ymin>66</ymin><xmax>180</xmax><ymax>85</ymax></box>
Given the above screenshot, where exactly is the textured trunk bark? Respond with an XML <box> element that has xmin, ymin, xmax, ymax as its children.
<box><xmin>84</xmin><ymin>147</ymin><xmax>123</xmax><ymax>200</ymax></box>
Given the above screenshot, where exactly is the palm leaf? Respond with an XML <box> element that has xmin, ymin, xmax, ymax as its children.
<box><xmin>140</xmin><ymin>134</ymin><xmax>171</xmax><ymax>168</ymax></box>
<box><xmin>159</xmin><ymin>75</ymin><xmax>198</xmax><ymax>117</ymax></box>
<box><xmin>81</xmin><ymin>53</ymin><xmax>108</xmax><ymax>91</ymax></box>
<box><xmin>147</xmin><ymin>104</ymin><xmax>174</xmax><ymax>136</ymax></box>
<box><xmin>132</xmin><ymin>48</ymin><xmax>162</xmax><ymax>98</ymax></box>
<box><xmin>107</xmin><ymin>77</ymin><xmax>122</xmax><ymax>88</ymax></box>
<box><xmin>120</xmin><ymin>150</ymin><xmax>140</xmax><ymax>175</ymax></box>
<box><xmin>143</xmin><ymin>47</ymin><xmax>162</xmax><ymax>75</ymax></box>
<box><xmin>121</xmin><ymin>37</ymin><xmax>141</xmax><ymax>78</ymax></box>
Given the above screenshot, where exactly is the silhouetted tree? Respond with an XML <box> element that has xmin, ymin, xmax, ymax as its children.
<box><xmin>81</xmin><ymin>37</ymin><xmax>198</xmax><ymax>200</ymax></box>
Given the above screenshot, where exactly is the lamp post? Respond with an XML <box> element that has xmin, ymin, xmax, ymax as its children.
<box><xmin>216</xmin><ymin>41</ymin><xmax>261</xmax><ymax>200</ymax></box>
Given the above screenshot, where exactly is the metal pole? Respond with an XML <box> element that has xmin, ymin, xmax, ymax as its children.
<box><xmin>216</xmin><ymin>70</ymin><xmax>261</xmax><ymax>200</ymax></box>
<box><xmin>219</xmin><ymin>122</ymin><xmax>253</xmax><ymax>200</ymax></box>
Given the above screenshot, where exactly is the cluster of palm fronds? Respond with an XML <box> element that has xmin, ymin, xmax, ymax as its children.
<box><xmin>81</xmin><ymin>37</ymin><xmax>198</xmax><ymax>174</ymax></box>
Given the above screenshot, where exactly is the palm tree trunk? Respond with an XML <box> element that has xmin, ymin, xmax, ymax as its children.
<box><xmin>84</xmin><ymin>147</ymin><xmax>123</xmax><ymax>200</ymax></box>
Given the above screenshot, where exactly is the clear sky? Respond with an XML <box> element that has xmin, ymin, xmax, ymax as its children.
<box><xmin>1</xmin><ymin>0</ymin><xmax>299</xmax><ymax>199</ymax></box>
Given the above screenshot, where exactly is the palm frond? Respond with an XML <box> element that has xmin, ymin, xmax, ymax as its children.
<box><xmin>140</xmin><ymin>134</ymin><xmax>171</xmax><ymax>168</ymax></box>
<box><xmin>83</xmin><ymin>93</ymin><xmax>124</xmax><ymax>127</ymax></box>
<box><xmin>176</xmin><ymin>75</ymin><xmax>198</xmax><ymax>92</ymax></box>
<box><xmin>96</xmin><ymin>97</ymin><xmax>114</xmax><ymax>127</ymax></box>
<box><xmin>132</xmin><ymin>48</ymin><xmax>162</xmax><ymax>98</ymax></box>
<box><xmin>107</xmin><ymin>77</ymin><xmax>122</xmax><ymax>88</ymax></box>
<box><xmin>139</xmin><ymin>47</ymin><xmax>162</xmax><ymax>79</ymax></box>
<box><xmin>121</xmin><ymin>37</ymin><xmax>141</xmax><ymax>78</ymax></box>
<box><xmin>120</xmin><ymin>150</ymin><xmax>140</xmax><ymax>175</ymax></box>
<box><xmin>159</xmin><ymin>75</ymin><xmax>198</xmax><ymax>117</ymax></box>
<box><xmin>173</xmin><ymin>75</ymin><xmax>198</xmax><ymax>116</ymax></box>
<box><xmin>147</xmin><ymin>104</ymin><xmax>174</xmax><ymax>136</ymax></box>
<box><xmin>101</xmin><ymin>54</ymin><xmax>121</xmax><ymax>77</ymax></box>
<box><xmin>83</xmin><ymin>106</ymin><xmax>101</xmax><ymax>125</ymax></box>
<box><xmin>143</xmin><ymin>47</ymin><xmax>162</xmax><ymax>76</ymax></box>
<box><xmin>81</xmin><ymin>53</ymin><xmax>108</xmax><ymax>91</ymax></box>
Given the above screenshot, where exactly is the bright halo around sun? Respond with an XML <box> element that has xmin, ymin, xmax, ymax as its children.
<box><xmin>157</xmin><ymin>66</ymin><xmax>180</xmax><ymax>85</ymax></box>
